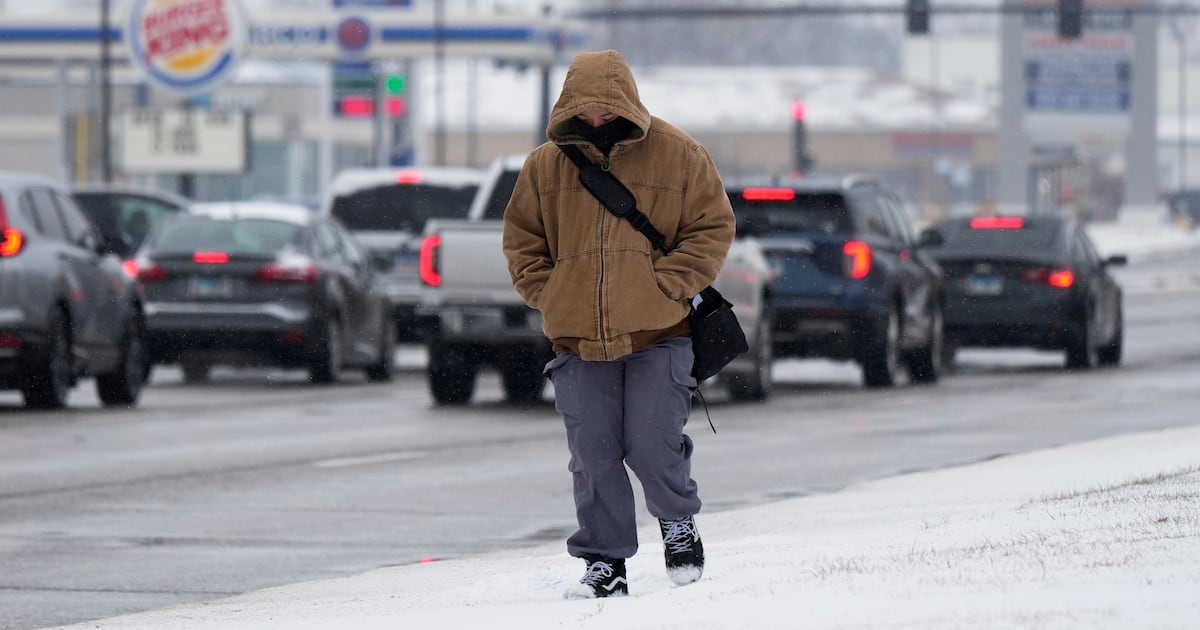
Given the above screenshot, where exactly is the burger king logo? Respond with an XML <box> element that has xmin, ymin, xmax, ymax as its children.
<box><xmin>126</xmin><ymin>0</ymin><xmax>246</xmax><ymax>94</ymax></box>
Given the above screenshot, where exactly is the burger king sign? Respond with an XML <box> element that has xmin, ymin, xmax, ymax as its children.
<box><xmin>126</xmin><ymin>0</ymin><xmax>247</xmax><ymax>94</ymax></box>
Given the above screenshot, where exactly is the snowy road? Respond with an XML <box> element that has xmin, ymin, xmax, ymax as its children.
<box><xmin>1</xmin><ymin>250</ymin><xmax>1199</xmax><ymax>630</ymax></box>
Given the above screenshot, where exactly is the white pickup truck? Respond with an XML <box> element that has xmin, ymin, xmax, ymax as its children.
<box><xmin>416</xmin><ymin>154</ymin><xmax>775</xmax><ymax>405</ymax></box>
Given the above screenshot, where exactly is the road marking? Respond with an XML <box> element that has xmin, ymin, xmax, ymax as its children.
<box><xmin>1117</xmin><ymin>273</ymin><xmax>1200</xmax><ymax>295</ymax></box>
<box><xmin>312</xmin><ymin>452</ymin><xmax>426</xmax><ymax>469</ymax></box>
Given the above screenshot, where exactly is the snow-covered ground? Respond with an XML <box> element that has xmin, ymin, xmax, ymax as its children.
<box><xmin>48</xmin><ymin>211</ymin><xmax>1200</xmax><ymax>630</ymax></box>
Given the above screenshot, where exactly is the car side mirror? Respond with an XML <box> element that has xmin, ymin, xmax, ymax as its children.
<box><xmin>1103</xmin><ymin>254</ymin><xmax>1128</xmax><ymax>267</ymax></box>
<box><xmin>916</xmin><ymin>228</ymin><xmax>945</xmax><ymax>248</ymax></box>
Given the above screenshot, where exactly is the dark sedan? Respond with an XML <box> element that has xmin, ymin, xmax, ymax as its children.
<box><xmin>132</xmin><ymin>201</ymin><xmax>395</xmax><ymax>384</ymax></box>
<box><xmin>918</xmin><ymin>214</ymin><xmax>1126</xmax><ymax>369</ymax></box>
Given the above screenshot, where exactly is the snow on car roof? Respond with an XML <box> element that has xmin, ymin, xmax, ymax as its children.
<box><xmin>188</xmin><ymin>201</ymin><xmax>314</xmax><ymax>224</ymax></box>
<box><xmin>328</xmin><ymin>167</ymin><xmax>486</xmax><ymax>197</ymax></box>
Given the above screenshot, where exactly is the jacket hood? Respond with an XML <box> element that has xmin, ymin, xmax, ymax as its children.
<box><xmin>547</xmin><ymin>49</ymin><xmax>651</xmax><ymax>145</ymax></box>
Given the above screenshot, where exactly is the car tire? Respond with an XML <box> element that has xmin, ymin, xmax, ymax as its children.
<box><xmin>308</xmin><ymin>317</ymin><xmax>343</xmax><ymax>384</ymax></box>
<box><xmin>1065</xmin><ymin>307</ymin><xmax>1097</xmax><ymax>369</ymax></box>
<box><xmin>905</xmin><ymin>304</ymin><xmax>943</xmax><ymax>385</ymax></box>
<box><xmin>861</xmin><ymin>303</ymin><xmax>901</xmax><ymax>388</ymax></box>
<box><xmin>1097</xmin><ymin>305</ymin><xmax>1123</xmax><ymax>367</ymax></box>
<box><xmin>181</xmin><ymin>359</ymin><xmax>211</xmax><ymax>383</ymax></box>
<box><xmin>22</xmin><ymin>307</ymin><xmax>73</xmax><ymax>410</ymax></box>
<box><xmin>727</xmin><ymin>310</ymin><xmax>772</xmax><ymax>402</ymax></box>
<box><xmin>365</xmin><ymin>319</ymin><xmax>396</xmax><ymax>383</ymax></box>
<box><xmin>96</xmin><ymin>310</ymin><xmax>146</xmax><ymax>407</ymax></box>
<box><xmin>428</xmin><ymin>341</ymin><xmax>476</xmax><ymax>405</ymax></box>
<box><xmin>501</xmin><ymin>352</ymin><xmax>546</xmax><ymax>404</ymax></box>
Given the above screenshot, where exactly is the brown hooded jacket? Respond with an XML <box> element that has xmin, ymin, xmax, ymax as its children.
<box><xmin>501</xmin><ymin>49</ymin><xmax>735</xmax><ymax>362</ymax></box>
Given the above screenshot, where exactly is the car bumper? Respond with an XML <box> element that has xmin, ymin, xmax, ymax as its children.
<box><xmin>144</xmin><ymin>301</ymin><xmax>318</xmax><ymax>364</ymax></box>
<box><xmin>943</xmin><ymin>293</ymin><xmax>1079</xmax><ymax>349</ymax></box>
<box><xmin>768</xmin><ymin>297</ymin><xmax>883</xmax><ymax>360</ymax></box>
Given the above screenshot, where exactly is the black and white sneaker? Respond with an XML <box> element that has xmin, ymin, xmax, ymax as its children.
<box><xmin>563</xmin><ymin>555</ymin><xmax>628</xmax><ymax>599</ymax></box>
<box><xmin>659</xmin><ymin>516</ymin><xmax>704</xmax><ymax>585</ymax></box>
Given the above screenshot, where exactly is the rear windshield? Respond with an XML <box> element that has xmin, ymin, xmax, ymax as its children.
<box><xmin>331</xmin><ymin>183</ymin><xmax>477</xmax><ymax>232</ymax></box>
<box><xmin>150</xmin><ymin>216</ymin><xmax>304</xmax><ymax>255</ymax></box>
<box><xmin>932</xmin><ymin>220</ymin><xmax>1061</xmax><ymax>256</ymax></box>
<box><xmin>482</xmin><ymin>170</ymin><xmax>521</xmax><ymax>220</ymax></box>
<box><xmin>727</xmin><ymin>191</ymin><xmax>852</xmax><ymax>236</ymax></box>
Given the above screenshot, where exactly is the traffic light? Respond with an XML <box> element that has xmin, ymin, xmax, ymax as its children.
<box><xmin>906</xmin><ymin>0</ymin><xmax>930</xmax><ymax>35</ymax></box>
<box><xmin>1058</xmin><ymin>0</ymin><xmax>1083</xmax><ymax>39</ymax></box>
<box><xmin>791</xmin><ymin>101</ymin><xmax>814</xmax><ymax>177</ymax></box>
<box><xmin>383</xmin><ymin>71</ymin><xmax>407</xmax><ymax>118</ymax></box>
<box><xmin>385</xmin><ymin>69</ymin><xmax>413</xmax><ymax>166</ymax></box>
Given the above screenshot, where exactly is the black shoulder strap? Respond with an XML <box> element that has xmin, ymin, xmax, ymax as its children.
<box><xmin>557</xmin><ymin>144</ymin><xmax>671</xmax><ymax>255</ymax></box>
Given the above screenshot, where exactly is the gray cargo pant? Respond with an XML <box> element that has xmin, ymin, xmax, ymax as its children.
<box><xmin>543</xmin><ymin>336</ymin><xmax>701</xmax><ymax>560</ymax></box>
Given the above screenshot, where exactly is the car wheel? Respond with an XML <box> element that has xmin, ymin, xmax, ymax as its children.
<box><xmin>428</xmin><ymin>341</ymin><xmax>476</xmax><ymax>405</ymax></box>
<box><xmin>96</xmin><ymin>311</ymin><xmax>146</xmax><ymax>407</ymax></box>
<box><xmin>365</xmin><ymin>319</ymin><xmax>396</xmax><ymax>383</ymax></box>
<box><xmin>501</xmin><ymin>352</ymin><xmax>547</xmax><ymax>404</ymax></box>
<box><xmin>861</xmin><ymin>303</ymin><xmax>901</xmax><ymax>388</ymax></box>
<box><xmin>905</xmin><ymin>304</ymin><xmax>942</xmax><ymax>385</ymax></box>
<box><xmin>181</xmin><ymin>359</ymin><xmax>211</xmax><ymax>383</ymax></box>
<box><xmin>1065</xmin><ymin>307</ymin><xmax>1097</xmax><ymax>369</ymax></box>
<box><xmin>22</xmin><ymin>308</ymin><xmax>73</xmax><ymax>409</ymax></box>
<box><xmin>1097</xmin><ymin>305</ymin><xmax>1123</xmax><ymax>367</ymax></box>
<box><xmin>309</xmin><ymin>317</ymin><xmax>343</xmax><ymax>384</ymax></box>
<box><xmin>727</xmin><ymin>311</ymin><xmax>772</xmax><ymax>402</ymax></box>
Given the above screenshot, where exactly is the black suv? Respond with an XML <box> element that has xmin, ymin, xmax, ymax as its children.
<box><xmin>0</xmin><ymin>172</ymin><xmax>146</xmax><ymax>408</ymax></box>
<box><xmin>727</xmin><ymin>176</ymin><xmax>944</xmax><ymax>387</ymax></box>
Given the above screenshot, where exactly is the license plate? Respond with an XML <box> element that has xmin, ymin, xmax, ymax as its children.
<box><xmin>963</xmin><ymin>275</ymin><xmax>1003</xmax><ymax>296</ymax></box>
<box><xmin>189</xmin><ymin>276</ymin><xmax>233</xmax><ymax>298</ymax></box>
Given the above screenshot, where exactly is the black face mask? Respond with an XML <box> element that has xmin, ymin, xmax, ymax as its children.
<box><xmin>579</xmin><ymin>117</ymin><xmax>636</xmax><ymax>156</ymax></box>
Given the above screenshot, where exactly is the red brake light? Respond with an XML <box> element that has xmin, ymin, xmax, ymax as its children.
<box><xmin>121</xmin><ymin>259</ymin><xmax>139</xmax><ymax>278</ymax></box>
<box><xmin>1021</xmin><ymin>267</ymin><xmax>1074</xmax><ymax>288</ymax></box>
<box><xmin>396</xmin><ymin>170</ymin><xmax>423</xmax><ymax>184</ymax></box>
<box><xmin>136</xmin><ymin>261</ymin><xmax>166</xmax><ymax>282</ymax></box>
<box><xmin>843</xmin><ymin>241</ymin><xmax>871</xmax><ymax>279</ymax></box>
<box><xmin>419</xmin><ymin>234</ymin><xmax>442</xmax><ymax>287</ymax></box>
<box><xmin>742</xmin><ymin>188</ymin><xmax>796</xmax><ymax>201</ymax></box>
<box><xmin>970</xmin><ymin>216</ymin><xmax>1025</xmax><ymax>229</ymax></box>
<box><xmin>0</xmin><ymin>199</ymin><xmax>23</xmax><ymax>257</ymax></box>
<box><xmin>256</xmin><ymin>262</ymin><xmax>318</xmax><ymax>283</ymax></box>
<box><xmin>193</xmin><ymin>251</ymin><xmax>229</xmax><ymax>264</ymax></box>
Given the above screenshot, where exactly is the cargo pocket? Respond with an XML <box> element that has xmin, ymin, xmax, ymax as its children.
<box><xmin>544</xmin><ymin>351</ymin><xmax>581</xmax><ymax>419</ymax></box>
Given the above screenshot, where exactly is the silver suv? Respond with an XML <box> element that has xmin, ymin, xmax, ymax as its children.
<box><xmin>0</xmin><ymin>171</ymin><xmax>146</xmax><ymax>408</ymax></box>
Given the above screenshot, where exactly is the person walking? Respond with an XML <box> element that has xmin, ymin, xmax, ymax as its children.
<box><xmin>502</xmin><ymin>49</ymin><xmax>736</xmax><ymax>599</ymax></box>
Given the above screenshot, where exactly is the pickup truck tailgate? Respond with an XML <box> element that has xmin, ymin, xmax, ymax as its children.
<box><xmin>423</xmin><ymin>220</ymin><xmax>526</xmax><ymax>307</ymax></box>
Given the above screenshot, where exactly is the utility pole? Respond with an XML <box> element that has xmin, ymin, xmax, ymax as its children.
<box><xmin>99</xmin><ymin>0</ymin><xmax>113</xmax><ymax>183</ymax></box>
<box><xmin>433</xmin><ymin>0</ymin><xmax>446</xmax><ymax>166</ymax></box>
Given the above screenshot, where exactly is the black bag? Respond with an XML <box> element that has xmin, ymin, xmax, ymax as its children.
<box><xmin>689</xmin><ymin>286</ymin><xmax>750</xmax><ymax>382</ymax></box>
<box><xmin>558</xmin><ymin>144</ymin><xmax>748</xmax><ymax>382</ymax></box>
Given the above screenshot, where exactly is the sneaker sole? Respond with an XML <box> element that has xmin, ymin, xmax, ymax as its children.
<box><xmin>666</xmin><ymin>564</ymin><xmax>703</xmax><ymax>586</ymax></box>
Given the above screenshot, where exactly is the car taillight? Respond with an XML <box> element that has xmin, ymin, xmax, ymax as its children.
<box><xmin>742</xmin><ymin>187</ymin><xmax>795</xmax><ymax>201</ymax></box>
<box><xmin>0</xmin><ymin>198</ymin><xmax>23</xmax><ymax>257</ymax></box>
<box><xmin>257</xmin><ymin>262</ymin><xmax>318</xmax><ymax>283</ymax></box>
<box><xmin>970</xmin><ymin>216</ymin><xmax>1025</xmax><ymax>229</ymax></box>
<box><xmin>419</xmin><ymin>234</ymin><xmax>442</xmax><ymax>287</ymax></box>
<box><xmin>193</xmin><ymin>251</ymin><xmax>229</xmax><ymax>264</ymax></box>
<box><xmin>134</xmin><ymin>259</ymin><xmax>166</xmax><ymax>281</ymax></box>
<box><xmin>842</xmin><ymin>241</ymin><xmax>871</xmax><ymax>279</ymax></box>
<box><xmin>1022</xmin><ymin>267</ymin><xmax>1074</xmax><ymax>288</ymax></box>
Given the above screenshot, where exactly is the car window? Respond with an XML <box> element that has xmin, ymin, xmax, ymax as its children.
<box><xmin>52</xmin><ymin>191</ymin><xmax>96</xmax><ymax>248</ymax></box>
<box><xmin>879</xmin><ymin>193</ymin><xmax>915</xmax><ymax>246</ymax></box>
<box><xmin>484</xmin><ymin>169</ymin><xmax>521</xmax><ymax>220</ymax></box>
<box><xmin>313</xmin><ymin>221</ymin><xmax>343</xmax><ymax>260</ymax></box>
<box><xmin>150</xmin><ymin>216</ymin><xmax>304</xmax><ymax>255</ymax></box>
<box><xmin>1072</xmin><ymin>227</ymin><xmax>1101</xmax><ymax>267</ymax></box>
<box><xmin>332</xmin><ymin>222</ymin><xmax>366</xmax><ymax>267</ymax></box>
<box><xmin>330</xmin><ymin>182</ymin><xmax>478</xmax><ymax>232</ymax></box>
<box><xmin>848</xmin><ymin>187</ymin><xmax>895</xmax><ymax>240</ymax></box>
<box><xmin>23</xmin><ymin>188</ymin><xmax>68</xmax><ymax>242</ymax></box>
<box><xmin>932</xmin><ymin>219</ymin><xmax>1063</xmax><ymax>257</ymax></box>
<box><xmin>727</xmin><ymin>191</ymin><xmax>852</xmax><ymax>235</ymax></box>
